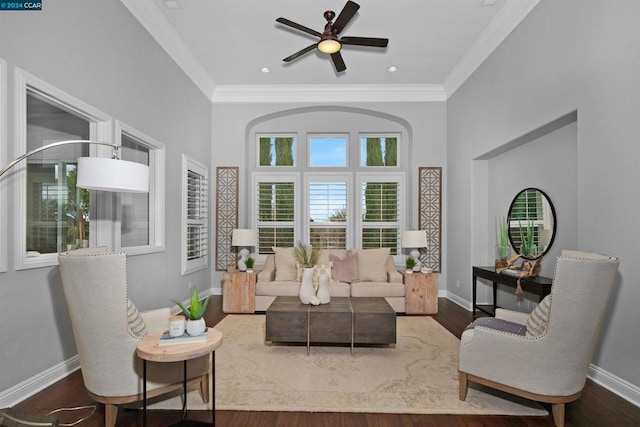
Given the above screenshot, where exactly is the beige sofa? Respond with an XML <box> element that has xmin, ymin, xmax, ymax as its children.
<box><xmin>256</xmin><ymin>247</ymin><xmax>406</xmax><ymax>312</ymax></box>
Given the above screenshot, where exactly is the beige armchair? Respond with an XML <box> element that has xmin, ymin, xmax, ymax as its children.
<box><xmin>459</xmin><ymin>250</ymin><xmax>619</xmax><ymax>427</ymax></box>
<box><xmin>58</xmin><ymin>248</ymin><xmax>210</xmax><ymax>427</ymax></box>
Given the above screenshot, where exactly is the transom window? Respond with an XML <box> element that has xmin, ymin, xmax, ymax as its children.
<box><xmin>309</xmin><ymin>134</ymin><xmax>347</xmax><ymax>167</ymax></box>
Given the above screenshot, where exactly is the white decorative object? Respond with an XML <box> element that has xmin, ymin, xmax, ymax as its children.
<box><xmin>186</xmin><ymin>318</ymin><xmax>206</xmax><ymax>336</ymax></box>
<box><xmin>299</xmin><ymin>267</ymin><xmax>316</xmax><ymax>304</ymax></box>
<box><xmin>317</xmin><ymin>271</ymin><xmax>331</xmax><ymax>304</ymax></box>
<box><xmin>232</xmin><ymin>229</ymin><xmax>257</xmax><ymax>271</ymax></box>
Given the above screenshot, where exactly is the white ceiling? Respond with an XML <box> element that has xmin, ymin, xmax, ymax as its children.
<box><xmin>121</xmin><ymin>0</ymin><xmax>540</xmax><ymax>101</ymax></box>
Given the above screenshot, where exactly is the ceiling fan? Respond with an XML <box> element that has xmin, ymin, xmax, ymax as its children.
<box><xmin>276</xmin><ymin>0</ymin><xmax>389</xmax><ymax>73</ymax></box>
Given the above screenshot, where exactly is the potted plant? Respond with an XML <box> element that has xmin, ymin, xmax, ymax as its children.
<box><xmin>245</xmin><ymin>256</ymin><xmax>255</xmax><ymax>272</ymax></box>
<box><xmin>405</xmin><ymin>256</ymin><xmax>417</xmax><ymax>273</ymax></box>
<box><xmin>293</xmin><ymin>241</ymin><xmax>319</xmax><ymax>304</ymax></box>
<box><xmin>173</xmin><ymin>287</ymin><xmax>210</xmax><ymax>336</ymax></box>
<box><xmin>519</xmin><ymin>219</ymin><xmax>536</xmax><ymax>258</ymax></box>
<box><xmin>495</xmin><ymin>216</ymin><xmax>510</xmax><ymax>269</ymax></box>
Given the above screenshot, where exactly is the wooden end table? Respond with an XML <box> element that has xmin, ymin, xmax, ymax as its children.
<box><xmin>136</xmin><ymin>327</ymin><xmax>223</xmax><ymax>426</ymax></box>
<box><xmin>222</xmin><ymin>271</ymin><xmax>256</xmax><ymax>313</ymax></box>
<box><xmin>401</xmin><ymin>271</ymin><xmax>438</xmax><ymax>314</ymax></box>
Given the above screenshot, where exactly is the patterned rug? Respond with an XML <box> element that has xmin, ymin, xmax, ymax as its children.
<box><xmin>149</xmin><ymin>314</ymin><xmax>547</xmax><ymax>416</ymax></box>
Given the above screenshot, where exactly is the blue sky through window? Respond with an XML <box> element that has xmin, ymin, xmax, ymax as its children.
<box><xmin>309</xmin><ymin>136</ymin><xmax>346</xmax><ymax>167</ymax></box>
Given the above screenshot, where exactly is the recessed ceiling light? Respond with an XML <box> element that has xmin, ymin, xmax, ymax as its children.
<box><xmin>164</xmin><ymin>1</ymin><xmax>181</xmax><ymax>9</ymax></box>
<box><xmin>260</xmin><ymin>67</ymin><xmax>271</xmax><ymax>73</ymax></box>
<box><xmin>387</xmin><ymin>66</ymin><xmax>398</xmax><ymax>73</ymax></box>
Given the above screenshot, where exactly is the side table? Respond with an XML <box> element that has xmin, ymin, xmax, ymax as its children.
<box><xmin>401</xmin><ymin>271</ymin><xmax>438</xmax><ymax>314</ymax></box>
<box><xmin>222</xmin><ymin>271</ymin><xmax>256</xmax><ymax>313</ymax></box>
<box><xmin>136</xmin><ymin>327</ymin><xmax>223</xmax><ymax>426</ymax></box>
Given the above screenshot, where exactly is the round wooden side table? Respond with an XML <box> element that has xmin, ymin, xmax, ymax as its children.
<box><xmin>136</xmin><ymin>327</ymin><xmax>223</xmax><ymax>426</ymax></box>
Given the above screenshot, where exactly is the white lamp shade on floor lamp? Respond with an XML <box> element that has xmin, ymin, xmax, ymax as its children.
<box><xmin>77</xmin><ymin>157</ymin><xmax>149</xmax><ymax>193</ymax></box>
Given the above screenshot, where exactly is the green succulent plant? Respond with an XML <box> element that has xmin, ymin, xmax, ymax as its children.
<box><xmin>245</xmin><ymin>256</ymin><xmax>255</xmax><ymax>269</ymax></box>
<box><xmin>405</xmin><ymin>256</ymin><xmax>417</xmax><ymax>270</ymax></box>
<box><xmin>495</xmin><ymin>216</ymin><xmax>510</xmax><ymax>260</ymax></box>
<box><xmin>292</xmin><ymin>241</ymin><xmax>319</xmax><ymax>268</ymax></box>
<box><xmin>173</xmin><ymin>287</ymin><xmax>210</xmax><ymax>320</ymax></box>
<box><xmin>519</xmin><ymin>219</ymin><xmax>536</xmax><ymax>257</ymax></box>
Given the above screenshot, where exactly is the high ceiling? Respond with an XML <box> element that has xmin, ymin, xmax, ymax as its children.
<box><xmin>122</xmin><ymin>0</ymin><xmax>539</xmax><ymax>100</ymax></box>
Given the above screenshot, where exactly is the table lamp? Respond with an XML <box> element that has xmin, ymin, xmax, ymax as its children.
<box><xmin>401</xmin><ymin>230</ymin><xmax>428</xmax><ymax>267</ymax></box>
<box><xmin>232</xmin><ymin>228</ymin><xmax>258</xmax><ymax>271</ymax></box>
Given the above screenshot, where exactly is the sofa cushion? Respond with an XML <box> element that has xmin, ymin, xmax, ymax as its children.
<box><xmin>256</xmin><ymin>281</ymin><xmax>300</xmax><ymax>297</ymax></box>
<box><xmin>273</xmin><ymin>247</ymin><xmax>297</xmax><ymax>281</ymax></box>
<box><xmin>351</xmin><ymin>248</ymin><xmax>390</xmax><ymax>282</ymax></box>
<box><xmin>350</xmin><ymin>281</ymin><xmax>405</xmax><ymax>298</ymax></box>
<box><xmin>526</xmin><ymin>294</ymin><xmax>552</xmax><ymax>337</ymax></box>
<box><xmin>330</xmin><ymin>253</ymin><xmax>358</xmax><ymax>283</ymax></box>
<box><xmin>316</xmin><ymin>249</ymin><xmax>349</xmax><ymax>266</ymax></box>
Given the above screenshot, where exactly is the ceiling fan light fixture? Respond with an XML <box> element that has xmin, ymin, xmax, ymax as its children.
<box><xmin>317</xmin><ymin>38</ymin><xmax>341</xmax><ymax>54</ymax></box>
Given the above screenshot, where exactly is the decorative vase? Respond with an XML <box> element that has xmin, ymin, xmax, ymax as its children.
<box><xmin>186</xmin><ymin>318</ymin><xmax>206</xmax><ymax>336</ymax></box>
<box><xmin>317</xmin><ymin>271</ymin><xmax>330</xmax><ymax>304</ymax></box>
<box><xmin>299</xmin><ymin>267</ymin><xmax>316</xmax><ymax>304</ymax></box>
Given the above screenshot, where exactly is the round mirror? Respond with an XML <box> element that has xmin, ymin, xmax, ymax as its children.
<box><xmin>507</xmin><ymin>188</ymin><xmax>556</xmax><ymax>260</ymax></box>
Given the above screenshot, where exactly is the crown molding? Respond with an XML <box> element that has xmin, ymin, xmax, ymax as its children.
<box><xmin>211</xmin><ymin>84</ymin><xmax>446</xmax><ymax>104</ymax></box>
<box><xmin>120</xmin><ymin>0</ymin><xmax>216</xmax><ymax>98</ymax></box>
<box><xmin>443</xmin><ymin>0</ymin><xmax>541</xmax><ymax>98</ymax></box>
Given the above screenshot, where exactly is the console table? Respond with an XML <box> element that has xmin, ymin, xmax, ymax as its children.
<box><xmin>472</xmin><ymin>266</ymin><xmax>552</xmax><ymax>317</ymax></box>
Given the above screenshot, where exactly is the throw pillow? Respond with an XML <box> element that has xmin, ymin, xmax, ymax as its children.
<box><xmin>352</xmin><ymin>248</ymin><xmax>390</xmax><ymax>282</ymax></box>
<box><xmin>126</xmin><ymin>298</ymin><xmax>148</xmax><ymax>337</ymax></box>
<box><xmin>273</xmin><ymin>247</ymin><xmax>297</xmax><ymax>281</ymax></box>
<box><xmin>329</xmin><ymin>253</ymin><xmax>358</xmax><ymax>283</ymax></box>
<box><xmin>525</xmin><ymin>294</ymin><xmax>552</xmax><ymax>337</ymax></box>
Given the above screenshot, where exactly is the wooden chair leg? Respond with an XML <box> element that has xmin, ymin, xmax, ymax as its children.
<box><xmin>552</xmin><ymin>403</ymin><xmax>565</xmax><ymax>427</ymax></box>
<box><xmin>104</xmin><ymin>403</ymin><xmax>118</xmax><ymax>427</ymax></box>
<box><xmin>459</xmin><ymin>372</ymin><xmax>468</xmax><ymax>400</ymax></box>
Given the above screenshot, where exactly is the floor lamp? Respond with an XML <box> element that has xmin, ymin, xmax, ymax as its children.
<box><xmin>0</xmin><ymin>139</ymin><xmax>149</xmax><ymax>193</ymax></box>
<box><xmin>0</xmin><ymin>140</ymin><xmax>149</xmax><ymax>424</ymax></box>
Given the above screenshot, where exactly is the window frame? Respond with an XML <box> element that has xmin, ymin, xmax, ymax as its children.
<box><xmin>181</xmin><ymin>154</ymin><xmax>209</xmax><ymax>275</ymax></box>
<box><xmin>14</xmin><ymin>68</ymin><xmax>112</xmax><ymax>270</ymax></box>
<box><xmin>114</xmin><ymin>120</ymin><xmax>165</xmax><ymax>255</ymax></box>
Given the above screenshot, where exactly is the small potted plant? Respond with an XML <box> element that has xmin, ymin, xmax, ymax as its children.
<box><xmin>495</xmin><ymin>216</ymin><xmax>510</xmax><ymax>269</ymax></box>
<box><xmin>519</xmin><ymin>219</ymin><xmax>536</xmax><ymax>258</ymax></box>
<box><xmin>405</xmin><ymin>256</ymin><xmax>417</xmax><ymax>274</ymax></box>
<box><xmin>173</xmin><ymin>287</ymin><xmax>210</xmax><ymax>336</ymax></box>
<box><xmin>245</xmin><ymin>256</ymin><xmax>255</xmax><ymax>273</ymax></box>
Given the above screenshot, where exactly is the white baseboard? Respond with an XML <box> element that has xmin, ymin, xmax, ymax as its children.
<box><xmin>588</xmin><ymin>363</ymin><xmax>640</xmax><ymax>408</ymax></box>
<box><xmin>445</xmin><ymin>291</ymin><xmax>472</xmax><ymax>310</ymax></box>
<box><xmin>0</xmin><ymin>356</ymin><xmax>80</xmax><ymax>407</ymax></box>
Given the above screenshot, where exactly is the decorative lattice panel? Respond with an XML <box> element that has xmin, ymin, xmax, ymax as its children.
<box><xmin>215</xmin><ymin>167</ymin><xmax>239</xmax><ymax>271</ymax></box>
<box><xmin>418</xmin><ymin>167</ymin><xmax>442</xmax><ymax>272</ymax></box>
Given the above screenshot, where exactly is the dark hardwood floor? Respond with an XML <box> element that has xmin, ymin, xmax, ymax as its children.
<box><xmin>13</xmin><ymin>296</ymin><xmax>640</xmax><ymax>426</ymax></box>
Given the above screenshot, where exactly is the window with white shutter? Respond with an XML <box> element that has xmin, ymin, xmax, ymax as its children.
<box><xmin>253</xmin><ymin>173</ymin><xmax>298</xmax><ymax>253</ymax></box>
<box><xmin>182</xmin><ymin>155</ymin><xmax>208</xmax><ymax>274</ymax></box>
<box><xmin>305</xmin><ymin>174</ymin><xmax>351</xmax><ymax>250</ymax></box>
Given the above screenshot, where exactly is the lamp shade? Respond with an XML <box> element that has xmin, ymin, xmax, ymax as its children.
<box><xmin>232</xmin><ymin>229</ymin><xmax>258</xmax><ymax>247</ymax></box>
<box><xmin>401</xmin><ymin>230</ymin><xmax>428</xmax><ymax>249</ymax></box>
<box><xmin>77</xmin><ymin>157</ymin><xmax>149</xmax><ymax>193</ymax></box>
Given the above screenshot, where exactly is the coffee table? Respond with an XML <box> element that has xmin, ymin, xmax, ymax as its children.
<box><xmin>265</xmin><ymin>296</ymin><xmax>396</xmax><ymax>355</ymax></box>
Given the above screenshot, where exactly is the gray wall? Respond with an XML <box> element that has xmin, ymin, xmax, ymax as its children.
<box><xmin>0</xmin><ymin>0</ymin><xmax>212</xmax><ymax>397</ymax></box>
<box><xmin>447</xmin><ymin>0</ymin><xmax>640</xmax><ymax>391</ymax></box>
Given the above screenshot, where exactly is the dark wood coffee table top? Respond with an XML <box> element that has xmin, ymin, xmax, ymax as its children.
<box><xmin>265</xmin><ymin>296</ymin><xmax>396</xmax><ymax>354</ymax></box>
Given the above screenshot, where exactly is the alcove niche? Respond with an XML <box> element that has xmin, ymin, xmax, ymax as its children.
<box><xmin>473</xmin><ymin>111</ymin><xmax>578</xmax><ymax>311</ymax></box>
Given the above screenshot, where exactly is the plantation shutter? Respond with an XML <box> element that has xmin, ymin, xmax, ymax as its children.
<box><xmin>182</xmin><ymin>155</ymin><xmax>208</xmax><ymax>274</ymax></box>
<box><xmin>360</xmin><ymin>179</ymin><xmax>400</xmax><ymax>255</ymax></box>
<box><xmin>256</xmin><ymin>177</ymin><xmax>296</xmax><ymax>253</ymax></box>
<box><xmin>308</xmin><ymin>181</ymin><xmax>347</xmax><ymax>250</ymax></box>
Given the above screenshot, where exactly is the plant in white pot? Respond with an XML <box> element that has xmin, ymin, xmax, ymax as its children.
<box><xmin>405</xmin><ymin>256</ymin><xmax>417</xmax><ymax>274</ymax></box>
<box><xmin>173</xmin><ymin>288</ymin><xmax>210</xmax><ymax>336</ymax></box>
<box><xmin>293</xmin><ymin>241</ymin><xmax>319</xmax><ymax>305</ymax></box>
<box><xmin>245</xmin><ymin>256</ymin><xmax>255</xmax><ymax>273</ymax></box>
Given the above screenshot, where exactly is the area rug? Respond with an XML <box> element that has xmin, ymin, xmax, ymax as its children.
<box><xmin>149</xmin><ymin>314</ymin><xmax>547</xmax><ymax>416</ymax></box>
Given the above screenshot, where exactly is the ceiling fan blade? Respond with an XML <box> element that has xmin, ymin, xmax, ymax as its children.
<box><xmin>340</xmin><ymin>36</ymin><xmax>389</xmax><ymax>48</ymax></box>
<box><xmin>332</xmin><ymin>1</ymin><xmax>360</xmax><ymax>34</ymax></box>
<box><xmin>331</xmin><ymin>51</ymin><xmax>347</xmax><ymax>72</ymax></box>
<box><xmin>276</xmin><ymin>17</ymin><xmax>322</xmax><ymax>38</ymax></box>
<box><xmin>283</xmin><ymin>44</ymin><xmax>317</xmax><ymax>62</ymax></box>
